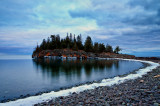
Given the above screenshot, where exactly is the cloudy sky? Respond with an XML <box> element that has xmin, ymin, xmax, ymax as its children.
<box><xmin>0</xmin><ymin>0</ymin><xmax>160</xmax><ymax>59</ymax></box>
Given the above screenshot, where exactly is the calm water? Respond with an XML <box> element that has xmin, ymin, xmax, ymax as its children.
<box><xmin>0</xmin><ymin>59</ymin><xmax>143</xmax><ymax>102</ymax></box>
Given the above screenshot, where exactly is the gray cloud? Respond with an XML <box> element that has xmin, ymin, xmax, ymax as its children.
<box><xmin>0</xmin><ymin>0</ymin><xmax>160</xmax><ymax>57</ymax></box>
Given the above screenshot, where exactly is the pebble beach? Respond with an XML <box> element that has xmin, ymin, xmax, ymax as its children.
<box><xmin>35</xmin><ymin>60</ymin><xmax>160</xmax><ymax>106</ymax></box>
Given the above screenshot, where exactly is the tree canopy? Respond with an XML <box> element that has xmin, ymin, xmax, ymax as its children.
<box><xmin>114</xmin><ymin>46</ymin><xmax>122</xmax><ymax>54</ymax></box>
<box><xmin>84</xmin><ymin>36</ymin><xmax>93</xmax><ymax>52</ymax></box>
<box><xmin>33</xmin><ymin>33</ymin><xmax>121</xmax><ymax>54</ymax></box>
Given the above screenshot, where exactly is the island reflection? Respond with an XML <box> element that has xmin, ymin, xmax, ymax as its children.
<box><xmin>32</xmin><ymin>59</ymin><xmax>119</xmax><ymax>82</ymax></box>
<box><xmin>0</xmin><ymin>59</ymin><xmax>142</xmax><ymax>102</ymax></box>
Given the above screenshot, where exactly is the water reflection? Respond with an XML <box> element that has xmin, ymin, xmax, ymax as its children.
<box><xmin>32</xmin><ymin>59</ymin><xmax>119</xmax><ymax>81</ymax></box>
<box><xmin>0</xmin><ymin>59</ymin><xmax>143</xmax><ymax>102</ymax></box>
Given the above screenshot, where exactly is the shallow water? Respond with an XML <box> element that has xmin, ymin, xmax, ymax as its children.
<box><xmin>0</xmin><ymin>59</ymin><xmax>143</xmax><ymax>102</ymax></box>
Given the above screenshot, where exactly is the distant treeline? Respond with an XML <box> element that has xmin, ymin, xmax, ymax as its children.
<box><xmin>33</xmin><ymin>33</ymin><xmax>121</xmax><ymax>54</ymax></box>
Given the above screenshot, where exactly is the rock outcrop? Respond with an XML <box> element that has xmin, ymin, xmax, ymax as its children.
<box><xmin>32</xmin><ymin>49</ymin><xmax>135</xmax><ymax>59</ymax></box>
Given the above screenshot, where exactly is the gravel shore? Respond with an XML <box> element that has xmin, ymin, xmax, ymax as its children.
<box><xmin>35</xmin><ymin>61</ymin><xmax>160</xmax><ymax>106</ymax></box>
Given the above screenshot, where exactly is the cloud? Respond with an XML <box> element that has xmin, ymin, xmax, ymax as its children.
<box><xmin>0</xmin><ymin>0</ymin><xmax>160</xmax><ymax>57</ymax></box>
<box><xmin>95</xmin><ymin>35</ymin><xmax>112</xmax><ymax>40</ymax></box>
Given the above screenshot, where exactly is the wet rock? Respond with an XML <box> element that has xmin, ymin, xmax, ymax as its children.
<box><xmin>140</xmin><ymin>80</ymin><xmax>144</xmax><ymax>83</ymax></box>
<box><xmin>59</xmin><ymin>96</ymin><xmax>63</xmax><ymax>99</ymax></box>
<box><xmin>122</xmin><ymin>102</ymin><xmax>126</xmax><ymax>105</ymax></box>
<box><xmin>157</xmin><ymin>100</ymin><xmax>160</xmax><ymax>104</ymax></box>
<box><xmin>34</xmin><ymin>65</ymin><xmax>160</xmax><ymax>106</ymax></box>
<box><xmin>153</xmin><ymin>103</ymin><xmax>159</xmax><ymax>106</ymax></box>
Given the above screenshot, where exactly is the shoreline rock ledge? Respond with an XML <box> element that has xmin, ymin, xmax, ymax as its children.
<box><xmin>32</xmin><ymin>49</ymin><xmax>136</xmax><ymax>59</ymax></box>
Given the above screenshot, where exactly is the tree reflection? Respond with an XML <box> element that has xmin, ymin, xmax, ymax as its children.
<box><xmin>32</xmin><ymin>59</ymin><xmax>119</xmax><ymax>80</ymax></box>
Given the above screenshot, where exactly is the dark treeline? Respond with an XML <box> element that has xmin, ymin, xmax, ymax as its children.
<box><xmin>33</xmin><ymin>33</ymin><xmax>121</xmax><ymax>54</ymax></box>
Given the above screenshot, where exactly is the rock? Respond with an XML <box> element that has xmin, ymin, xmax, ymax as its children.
<box><xmin>78</xmin><ymin>102</ymin><xmax>83</xmax><ymax>105</ymax></box>
<box><xmin>157</xmin><ymin>100</ymin><xmax>160</xmax><ymax>104</ymax></box>
<box><xmin>153</xmin><ymin>103</ymin><xmax>159</xmax><ymax>106</ymax></box>
<box><xmin>154</xmin><ymin>86</ymin><xmax>158</xmax><ymax>89</ymax></box>
<box><xmin>122</xmin><ymin>102</ymin><xmax>126</xmax><ymax>105</ymax></box>
<box><xmin>60</xmin><ymin>96</ymin><xmax>63</xmax><ymax>99</ymax></box>
<box><xmin>105</xmin><ymin>102</ymin><xmax>110</xmax><ymax>106</ymax></box>
<box><xmin>140</xmin><ymin>80</ymin><xmax>144</xmax><ymax>83</ymax></box>
<box><xmin>126</xmin><ymin>99</ymin><xmax>130</xmax><ymax>103</ymax></box>
<box><xmin>127</xmin><ymin>103</ymin><xmax>130</xmax><ymax>106</ymax></box>
<box><xmin>153</xmin><ymin>75</ymin><xmax>160</xmax><ymax>78</ymax></box>
<box><xmin>34</xmin><ymin>65</ymin><xmax>160</xmax><ymax>106</ymax></box>
<box><xmin>24</xmin><ymin>94</ymin><xmax>30</xmax><ymax>97</ymax></box>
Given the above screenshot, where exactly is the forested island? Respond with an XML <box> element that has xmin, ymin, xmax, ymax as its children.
<box><xmin>32</xmin><ymin>33</ymin><xmax>135</xmax><ymax>59</ymax></box>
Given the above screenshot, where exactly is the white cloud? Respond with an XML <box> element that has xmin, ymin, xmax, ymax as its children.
<box><xmin>96</xmin><ymin>35</ymin><xmax>112</xmax><ymax>40</ymax></box>
<box><xmin>0</xmin><ymin>0</ymin><xmax>160</xmax><ymax>56</ymax></box>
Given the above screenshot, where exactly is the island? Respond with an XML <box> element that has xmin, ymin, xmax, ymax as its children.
<box><xmin>32</xmin><ymin>33</ymin><xmax>135</xmax><ymax>59</ymax></box>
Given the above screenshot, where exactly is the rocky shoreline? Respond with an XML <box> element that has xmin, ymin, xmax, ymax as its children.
<box><xmin>32</xmin><ymin>49</ymin><xmax>136</xmax><ymax>59</ymax></box>
<box><xmin>35</xmin><ymin>60</ymin><xmax>160</xmax><ymax>106</ymax></box>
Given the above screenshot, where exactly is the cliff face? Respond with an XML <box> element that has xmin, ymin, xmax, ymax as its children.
<box><xmin>32</xmin><ymin>49</ymin><xmax>135</xmax><ymax>59</ymax></box>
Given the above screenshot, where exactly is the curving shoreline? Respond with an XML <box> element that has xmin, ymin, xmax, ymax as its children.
<box><xmin>1</xmin><ymin>59</ymin><xmax>159</xmax><ymax>106</ymax></box>
<box><xmin>35</xmin><ymin>59</ymin><xmax>160</xmax><ymax>106</ymax></box>
<box><xmin>39</xmin><ymin>65</ymin><xmax>160</xmax><ymax>106</ymax></box>
<box><xmin>0</xmin><ymin>59</ymin><xmax>145</xmax><ymax>103</ymax></box>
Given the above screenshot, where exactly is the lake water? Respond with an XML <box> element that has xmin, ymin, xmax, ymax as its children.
<box><xmin>0</xmin><ymin>59</ymin><xmax>143</xmax><ymax>102</ymax></box>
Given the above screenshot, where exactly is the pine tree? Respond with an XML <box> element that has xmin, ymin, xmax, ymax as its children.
<box><xmin>50</xmin><ymin>35</ymin><xmax>56</xmax><ymax>49</ymax></box>
<box><xmin>84</xmin><ymin>36</ymin><xmax>93</xmax><ymax>52</ymax></box>
<box><xmin>106</xmin><ymin>44</ymin><xmax>113</xmax><ymax>53</ymax></box>
<box><xmin>93</xmin><ymin>42</ymin><xmax>99</xmax><ymax>53</ymax></box>
<box><xmin>73</xmin><ymin>42</ymin><xmax>78</xmax><ymax>51</ymax></box>
<box><xmin>34</xmin><ymin>43</ymin><xmax>40</xmax><ymax>54</ymax></box>
<box><xmin>65</xmin><ymin>34</ymin><xmax>70</xmax><ymax>49</ymax></box>
<box><xmin>33</xmin><ymin>33</ymin><xmax>120</xmax><ymax>55</ymax></box>
<box><xmin>69</xmin><ymin>33</ymin><xmax>72</xmax><ymax>42</ymax></box>
<box><xmin>46</xmin><ymin>37</ymin><xmax>51</xmax><ymax>49</ymax></box>
<box><xmin>98</xmin><ymin>43</ymin><xmax>105</xmax><ymax>53</ymax></box>
<box><xmin>61</xmin><ymin>39</ymin><xmax>66</xmax><ymax>48</ymax></box>
<box><xmin>40</xmin><ymin>39</ymin><xmax>47</xmax><ymax>50</ymax></box>
<box><xmin>56</xmin><ymin>35</ymin><xmax>61</xmax><ymax>49</ymax></box>
<box><xmin>114</xmin><ymin>46</ymin><xmax>121</xmax><ymax>54</ymax></box>
<box><xmin>77</xmin><ymin>34</ymin><xmax>83</xmax><ymax>50</ymax></box>
<box><xmin>74</xmin><ymin>34</ymin><xmax>76</xmax><ymax>43</ymax></box>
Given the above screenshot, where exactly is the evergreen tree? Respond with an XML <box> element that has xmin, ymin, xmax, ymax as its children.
<box><xmin>46</xmin><ymin>37</ymin><xmax>51</xmax><ymax>49</ymax></box>
<box><xmin>69</xmin><ymin>33</ymin><xmax>72</xmax><ymax>42</ymax></box>
<box><xmin>93</xmin><ymin>42</ymin><xmax>99</xmax><ymax>53</ymax></box>
<box><xmin>84</xmin><ymin>36</ymin><xmax>93</xmax><ymax>52</ymax></box>
<box><xmin>73</xmin><ymin>42</ymin><xmax>78</xmax><ymax>51</ymax></box>
<box><xmin>69</xmin><ymin>33</ymin><xmax>74</xmax><ymax>49</ymax></box>
<box><xmin>56</xmin><ymin>35</ymin><xmax>61</xmax><ymax>49</ymax></box>
<box><xmin>77</xmin><ymin>34</ymin><xmax>83</xmax><ymax>50</ymax></box>
<box><xmin>105</xmin><ymin>44</ymin><xmax>113</xmax><ymax>53</ymax></box>
<box><xmin>98</xmin><ymin>43</ymin><xmax>105</xmax><ymax>53</ymax></box>
<box><xmin>61</xmin><ymin>39</ymin><xmax>66</xmax><ymax>48</ymax></box>
<box><xmin>50</xmin><ymin>35</ymin><xmax>56</xmax><ymax>49</ymax></box>
<box><xmin>114</xmin><ymin>46</ymin><xmax>121</xmax><ymax>54</ymax></box>
<box><xmin>74</xmin><ymin>34</ymin><xmax>76</xmax><ymax>43</ymax></box>
<box><xmin>33</xmin><ymin>33</ymin><xmax>121</xmax><ymax>56</ymax></box>
<box><xmin>65</xmin><ymin>34</ymin><xmax>70</xmax><ymax>49</ymax></box>
<box><xmin>33</xmin><ymin>43</ymin><xmax>40</xmax><ymax>54</ymax></box>
<box><xmin>40</xmin><ymin>39</ymin><xmax>47</xmax><ymax>50</ymax></box>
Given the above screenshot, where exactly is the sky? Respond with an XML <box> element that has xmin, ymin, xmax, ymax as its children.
<box><xmin>0</xmin><ymin>0</ymin><xmax>160</xmax><ymax>59</ymax></box>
